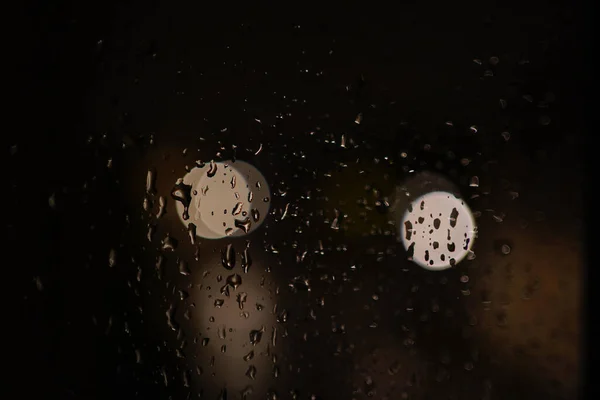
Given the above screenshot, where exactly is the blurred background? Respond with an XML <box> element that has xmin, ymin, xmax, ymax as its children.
<box><xmin>10</xmin><ymin>1</ymin><xmax>588</xmax><ymax>399</ymax></box>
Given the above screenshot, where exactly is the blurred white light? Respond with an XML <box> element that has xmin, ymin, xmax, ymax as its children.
<box><xmin>400</xmin><ymin>191</ymin><xmax>476</xmax><ymax>270</ymax></box>
<box><xmin>175</xmin><ymin>160</ymin><xmax>271</xmax><ymax>239</ymax></box>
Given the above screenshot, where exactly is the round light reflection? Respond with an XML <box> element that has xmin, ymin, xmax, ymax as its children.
<box><xmin>400</xmin><ymin>191</ymin><xmax>476</xmax><ymax>270</ymax></box>
<box><xmin>174</xmin><ymin>160</ymin><xmax>271</xmax><ymax>239</ymax></box>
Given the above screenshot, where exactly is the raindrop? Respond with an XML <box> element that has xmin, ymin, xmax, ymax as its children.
<box><xmin>142</xmin><ymin>196</ymin><xmax>151</xmax><ymax>211</ymax></box>
<box><xmin>108</xmin><ymin>248</ymin><xmax>117</xmax><ymax>267</ymax></box>
<box><xmin>251</xmin><ymin>208</ymin><xmax>260</xmax><ymax>222</ymax></box>
<box><xmin>277</xmin><ymin>309</ymin><xmax>289</xmax><ymax>323</ymax></box>
<box><xmin>241</xmin><ymin>386</ymin><xmax>254</xmax><ymax>400</ymax></box>
<box><xmin>449</xmin><ymin>208</ymin><xmax>459</xmax><ymax>228</ymax></box>
<box><xmin>221</xmin><ymin>244</ymin><xmax>236</xmax><ymax>269</ymax></box>
<box><xmin>147</xmin><ymin>224</ymin><xmax>156</xmax><ymax>242</ymax></box>
<box><xmin>155</xmin><ymin>255</ymin><xmax>165</xmax><ymax>279</ymax></box>
<box><xmin>469</xmin><ymin>176</ymin><xmax>479</xmax><ymax>187</ymax></box>
<box><xmin>502</xmin><ymin>131</ymin><xmax>511</xmax><ymax>141</ymax></box>
<box><xmin>404</xmin><ymin>221</ymin><xmax>413</xmax><ymax>240</ymax></box>
<box><xmin>355</xmin><ymin>112</ymin><xmax>363</xmax><ymax>124</ymax></box>
<box><xmin>388</xmin><ymin>361</ymin><xmax>401</xmax><ymax>375</ymax></box>
<box><xmin>501</xmin><ymin>244</ymin><xmax>511</xmax><ymax>255</ymax></box>
<box><xmin>232</xmin><ymin>202</ymin><xmax>243</xmax><ymax>216</ymax></box>
<box><xmin>166</xmin><ymin>304</ymin><xmax>178</xmax><ymax>331</ymax></box>
<box><xmin>246</xmin><ymin>365</ymin><xmax>257</xmax><ymax>380</ymax></box>
<box><xmin>218</xmin><ymin>324</ymin><xmax>227</xmax><ymax>339</ymax></box>
<box><xmin>243</xmin><ymin>350</ymin><xmax>255</xmax><ymax>361</ymax></box>
<box><xmin>161</xmin><ymin>235</ymin><xmax>178</xmax><ymax>251</ymax></box>
<box><xmin>214</xmin><ymin>299</ymin><xmax>225</xmax><ymax>308</ymax></box>
<box><xmin>178</xmin><ymin>259</ymin><xmax>191</xmax><ymax>276</ymax></box>
<box><xmin>237</xmin><ymin>292</ymin><xmax>247</xmax><ymax>309</ymax></box>
<box><xmin>248</xmin><ymin>191</ymin><xmax>254</xmax><ymax>202</ymax></box>
<box><xmin>241</xmin><ymin>247</ymin><xmax>252</xmax><ymax>273</ymax></box>
<box><xmin>207</xmin><ymin>161</ymin><xmax>218</xmax><ymax>177</ymax></box>
<box><xmin>171</xmin><ymin>180</ymin><xmax>192</xmax><ymax>220</ymax></box>
<box><xmin>271</xmin><ymin>326</ymin><xmax>277</xmax><ymax>346</ymax></box>
<box><xmin>249</xmin><ymin>327</ymin><xmax>264</xmax><ymax>345</ymax></box>
<box><xmin>146</xmin><ymin>168</ymin><xmax>156</xmax><ymax>194</ymax></box>
<box><xmin>226</xmin><ymin>273</ymin><xmax>242</xmax><ymax>289</ymax></box>
<box><xmin>234</xmin><ymin>217</ymin><xmax>252</xmax><ymax>233</ymax></box>
<box><xmin>156</xmin><ymin>196</ymin><xmax>166</xmax><ymax>218</ymax></box>
<box><xmin>230</xmin><ymin>175</ymin><xmax>236</xmax><ymax>189</ymax></box>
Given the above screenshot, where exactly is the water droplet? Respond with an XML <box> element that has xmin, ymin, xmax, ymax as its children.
<box><xmin>469</xmin><ymin>176</ymin><xmax>479</xmax><ymax>187</ymax></box>
<box><xmin>251</xmin><ymin>208</ymin><xmax>260</xmax><ymax>222</ymax></box>
<box><xmin>146</xmin><ymin>168</ymin><xmax>156</xmax><ymax>194</ymax></box>
<box><xmin>221</xmin><ymin>244</ymin><xmax>236</xmax><ymax>269</ymax></box>
<box><xmin>501</xmin><ymin>244</ymin><xmax>511</xmax><ymax>255</ymax></box>
<box><xmin>34</xmin><ymin>276</ymin><xmax>44</xmax><ymax>291</ymax></box>
<box><xmin>166</xmin><ymin>304</ymin><xmax>178</xmax><ymax>331</ymax></box>
<box><xmin>108</xmin><ymin>248</ymin><xmax>117</xmax><ymax>267</ymax></box>
<box><xmin>178</xmin><ymin>259</ymin><xmax>191</xmax><ymax>276</ymax></box>
<box><xmin>155</xmin><ymin>255</ymin><xmax>165</xmax><ymax>279</ymax></box>
<box><xmin>245</xmin><ymin>365</ymin><xmax>257</xmax><ymax>380</ymax></box>
<box><xmin>146</xmin><ymin>224</ymin><xmax>156</xmax><ymax>242</ymax></box>
<box><xmin>235</xmin><ymin>217</ymin><xmax>252</xmax><ymax>233</ymax></box>
<box><xmin>277</xmin><ymin>309</ymin><xmax>288</xmax><ymax>323</ymax></box>
<box><xmin>243</xmin><ymin>350</ymin><xmax>255</xmax><ymax>361</ymax></box>
<box><xmin>181</xmin><ymin>369</ymin><xmax>190</xmax><ymax>387</ymax></box>
<box><xmin>355</xmin><ymin>112</ymin><xmax>363</xmax><ymax>124</ymax></box>
<box><xmin>187</xmin><ymin>223</ymin><xmax>197</xmax><ymax>244</ymax></box>
<box><xmin>502</xmin><ymin>131</ymin><xmax>511</xmax><ymax>141</ymax></box>
<box><xmin>449</xmin><ymin>207</ymin><xmax>459</xmax><ymax>228</ymax></box>
<box><xmin>156</xmin><ymin>196</ymin><xmax>166</xmax><ymax>218</ymax></box>
<box><xmin>218</xmin><ymin>324</ymin><xmax>227</xmax><ymax>339</ymax></box>
<box><xmin>142</xmin><ymin>196</ymin><xmax>151</xmax><ymax>211</ymax></box>
<box><xmin>249</xmin><ymin>327</ymin><xmax>264</xmax><ymax>345</ymax></box>
<box><xmin>248</xmin><ymin>191</ymin><xmax>254</xmax><ymax>202</ymax></box>
<box><xmin>241</xmin><ymin>385</ymin><xmax>254</xmax><ymax>400</ymax></box>
<box><xmin>232</xmin><ymin>202</ymin><xmax>243</xmax><ymax>216</ymax></box>
<box><xmin>230</xmin><ymin>175</ymin><xmax>236</xmax><ymax>189</ymax></box>
<box><xmin>226</xmin><ymin>273</ymin><xmax>242</xmax><ymax>289</ymax></box>
<box><xmin>388</xmin><ymin>361</ymin><xmax>401</xmax><ymax>375</ymax></box>
<box><xmin>171</xmin><ymin>180</ymin><xmax>192</xmax><ymax>220</ymax></box>
<box><xmin>161</xmin><ymin>235</ymin><xmax>178</xmax><ymax>251</ymax></box>
<box><xmin>489</xmin><ymin>56</ymin><xmax>499</xmax><ymax>65</ymax></box>
<box><xmin>241</xmin><ymin>247</ymin><xmax>252</xmax><ymax>273</ymax></box>
<box><xmin>237</xmin><ymin>292</ymin><xmax>247</xmax><ymax>309</ymax></box>
<box><xmin>207</xmin><ymin>160</ymin><xmax>218</xmax><ymax>177</ymax></box>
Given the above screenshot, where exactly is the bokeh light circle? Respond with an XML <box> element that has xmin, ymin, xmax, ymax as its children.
<box><xmin>175</xmin><ymin>160</ymin><xmax>271</xmax><ymax>239</ymax></box>
<box><xmin>400</xmin><ymin>191</ymin><xmax>476</xmax><ymax>270</ymax></box>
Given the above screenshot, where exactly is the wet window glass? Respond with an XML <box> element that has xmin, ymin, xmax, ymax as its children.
<box><xmin>15</xmin><ymin>2</ymin><xmax>586</xmax><ymax>399</ymax></box>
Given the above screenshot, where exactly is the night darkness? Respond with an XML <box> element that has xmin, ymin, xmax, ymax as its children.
<box><xmin>10</xmin><ymin>1</ymin><xmax>590</xmax><ymax>399</ymax></box>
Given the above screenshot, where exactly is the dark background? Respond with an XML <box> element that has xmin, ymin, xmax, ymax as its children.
<box><xmin>11</xmin><ymin>1</ymin><xmax>589</xmax><ymax>399</ymax></box>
